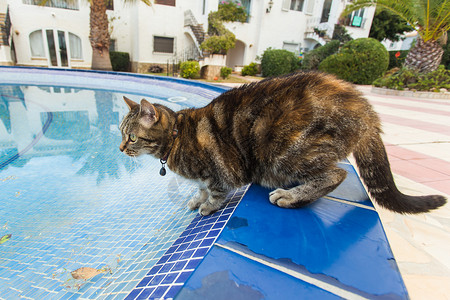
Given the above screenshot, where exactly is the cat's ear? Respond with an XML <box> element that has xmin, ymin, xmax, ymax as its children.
<box><xmin>123</xmin><ymin>96</ymin><xmax>139</xmax><ymax>111</ymax></box>
<box><xmin>139</xmin><ymin>99</ymin><xmax>159</xmax><ymax>128</ymax></box>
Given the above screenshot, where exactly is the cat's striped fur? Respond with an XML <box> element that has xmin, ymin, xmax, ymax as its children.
<box><xmin>120</xmin><ymin>72</ymin><xmax>446</xmax><ymax>216</ymax></box>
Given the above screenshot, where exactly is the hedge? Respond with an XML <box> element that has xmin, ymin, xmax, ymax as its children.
<box><xmin>180</xmin><ymin>61</ymin><xmax>200</xmax><ymax>79</ymax></box>
<box><xmin>319</xmin><ymin>38</ymin><xmax>389</xmax><ymax>84</ymax></box>
<box><xmin>110</xmin><ymin>51</ymin><xmax>130</xmax><ymax>72</ymax></box>
<box><xmin>301</xmin><ymin>40</ymin><xmax>340</xmax><ymax>70</ymax></box>
<box><xmin>261</xmin><ymin>48</ymin><xmax>300</xmax><ymax>77</ymax></box>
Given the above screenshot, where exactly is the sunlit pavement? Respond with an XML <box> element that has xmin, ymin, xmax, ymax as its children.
<box><xmin>356</xmin><ymin>85</ymin><xmax>450</xmax><ymax>300</ymax></box>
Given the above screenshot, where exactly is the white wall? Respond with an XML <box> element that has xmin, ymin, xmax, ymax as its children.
<box><xmin>3</xmin><ymin>0</ymin><xmax>376</xmax><ymax>71</ymax></box>
<box><xmin>8</xmin><ymin>0</ymin><xmax>91</xmax><ymax>68</ymax></box>
<box><xmin>223</xmin><ymin>0</ymin><xmax>309</xmax><ymax>67</ymax></box>
<box><xmin>342</xmin><ymin>3</ymin><xmax>376</xmax><ymax>40</ymax></box>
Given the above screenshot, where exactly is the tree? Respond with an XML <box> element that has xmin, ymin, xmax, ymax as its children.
<box><xmin>42</xmin><ymin>0</ymin><xmax>151</xmax><ymax>71</ymax></box>
<box><xmin>332</xmin><ymin>24</ymin><xmax>353</xmax><ymax>43</ymax></box>
<box><xmin>369</xmin><ymin>8</ymin><xmax>413</xmax><ymax>42</ymax></box>
<box><xmin>342</xmin><ymin>0</ymin><xmax>450</xmax><ymax>73</ymax></box>
<box><xmin>200</xmin><ymin>1</ymin><xmax>247</xmax><ymax>54</ymax></box>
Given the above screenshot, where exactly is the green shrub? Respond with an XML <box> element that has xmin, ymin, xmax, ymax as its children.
<box><xmin>373</xmin><ymin>65</ymin><xmax>450</xmax><ymax>91</ymax></box>
<box><xmin>109</xmin><ymin>51</ymin><xmax>130</xmax><ymax>72</ymax></box>
<box><xmin>261</xmin><ymin>48</ymin><xmax>301</xmax><ymax>77</ymax></box>
<box><xmin>241</xmin><ymin>62</ymin><xmax>259</xmax><ymax>76</ymax></box>
<box><xmin>200</xmin><ymin>33</ymin><xmax>236</xmax><ymax>54</ymax></box>
<box><xmin>201</xmin><ymin>1</ymin><xmax>247</xmax><ymax>54</ymax></box>
<box><xmin>220</xmin><ymin>66</ymin><xmax>232</xmax><ymax>79</ymax></box>
<box><xmin>217</xmin><ymin>1</ymin><xmax>248</xmax><ymax>23</ymax></box>
<box><xmin>319</xmin><ymin>38</ymin><xmax>389</xmax><ymax>84</ymax></box>
<box><xmin>180</xmin><ymin>61</ymin><xmax>200</xmax><ymax>79</ymax></box>
<box><xmin>301</xmin><ymin>40</ymin><xmax>340</xmax><ymax>70</ymax></box>
<box><xmin>388</xmin><ymin>50</ymin><xmax>409</xmax><ymax>70</ymax></box>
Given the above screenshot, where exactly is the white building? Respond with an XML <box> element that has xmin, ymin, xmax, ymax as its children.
<box><xmin>0</xmin><ymin>0</ymin><xmax>375</xmax><ymax>72</ymax></box>
<box><xmin>382</xmin><ymin>31</ymin><xmax>417</xmax><ymax>52</ymax></box>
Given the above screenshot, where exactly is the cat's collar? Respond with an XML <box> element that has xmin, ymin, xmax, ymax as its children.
<box><xmin>159</xmin><ymin>124</ymin><xmax>179</xmax><ymax>176</ymax></box>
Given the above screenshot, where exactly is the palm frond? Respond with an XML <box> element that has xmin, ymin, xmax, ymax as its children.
<box><xmin>428</xmin><ymin>0</ymin><xmax>450</xmax><ymax>39</ymax></box>
<box><xmin>341</xmin><ymin>0</ymin><xmax>376</xmax><ymax>16</ymax></box>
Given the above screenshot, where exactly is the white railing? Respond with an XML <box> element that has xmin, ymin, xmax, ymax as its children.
<box><xmin>184</xmin><ymin>9</ymin><xmax>199</xmax><ymax>27</ymax></box>
<box><xmin>22</xmin><ymin>0</ymin><xmax>79</xmax><ymax>10</ymax></box>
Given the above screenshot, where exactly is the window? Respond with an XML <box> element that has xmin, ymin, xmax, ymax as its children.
<box><xmin>155</xmin><ymin>0</ymin><xmax>175</xmax><ymax>6</ymax></box>
<box><xmin>282</xmin><ymin>0</ymin><xmax>308</xmax><ymax>12</ymax></box>
<box><xmin>352</xmin><ymin>9</ymin><xmax>365</xmax><ymax>27</ymax></box>
<box><xmin>29</xmin><ymin>30</ymin><xmax>83</xmax><ymax>62</ymax></box>
<box><xmin>109</xmin><ymin>39</ymin><xmax>117</xmax><ymax>52</ymax></box>
<box><xmin>154</xmin><ymin>36</ymin><xmax>174</xmax><ymax>54</ymax></box>
<box><xmin>240</xmin><ymin>0</ymin><xmax>251</xmax><ymax>17</ymax></box>
<box><xmin>69</xmin><ymin>33</ymin><xmax>82</xmax><ymax>59</ymax></box>
<box><xmin>29</xmin><ymin>30</ymin><xmax>45</xmax><ymax>57</ymax></box>
<box><xmin>290</xmin><ymin>0</ymin><xmax>304</xmax><ymax>11</ymax></box>
<box><xmin>320</xmin><ymin>0</ymin><xmax>332</xmax><ymax>23</ymax></box>
<box><xmin>22</xmin><ymin>0</ymin><xmax>79</xmax><ymax>10</ymax></box>
<box><xmin>342</xmin><ymin>8</ymin><xmax>366</xmax><ymax>27</ymax></box>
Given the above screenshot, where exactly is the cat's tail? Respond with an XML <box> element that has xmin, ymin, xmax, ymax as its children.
<box><xmin>353</xmin><ymin>134</ymin><xmax>446</xmax><ymax>214</ymax></box>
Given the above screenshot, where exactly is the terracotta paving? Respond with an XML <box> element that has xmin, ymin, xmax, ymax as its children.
<box><xmin>358</xmin><ymin>85</ymin><xmax>450</xmax><ymax>300</ymax></box>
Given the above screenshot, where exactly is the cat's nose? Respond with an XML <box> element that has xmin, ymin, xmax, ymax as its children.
<box><xmin>119</xmin><ymin>142</ymin><xmax>125</xmax><ymax>152</ymax></box>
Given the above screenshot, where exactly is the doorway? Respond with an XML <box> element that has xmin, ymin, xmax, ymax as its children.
<box><xmin>45</xmin><ymin>30</ymin><xmax>69</xmax><ymax>68</ymax></box>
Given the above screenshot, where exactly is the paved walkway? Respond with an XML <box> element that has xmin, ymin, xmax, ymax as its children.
<box><xmin>219</xmin><ymin>80</ymin><xmax>450</xmax><ymax>300</ymax></box>
<box><xmin>357</xmin><ymin>85</ymin><xmax>450</xmax><ymax>300</ymax></box>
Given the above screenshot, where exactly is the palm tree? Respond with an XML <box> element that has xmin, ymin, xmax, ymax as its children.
<box><xmin>90</xmin><ymin>0</ymin><xmax>113</xmax><ymax>70</ymax></box>
<box><xmin>342</xmin><ymin>0</ymin><xmax>450</xmax><ymax>73</ymax></box>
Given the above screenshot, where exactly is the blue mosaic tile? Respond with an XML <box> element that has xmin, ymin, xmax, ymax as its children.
<box><xmin>126</xmin><ymin>186</ymin><xmax>248</xmax><ymax>299</ymax></box>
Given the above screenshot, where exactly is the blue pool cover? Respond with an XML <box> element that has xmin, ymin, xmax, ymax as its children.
<box><xmin>0</xmin><ymin>67</ymin><xmax>408</xmax><ymax>299</ymax></box>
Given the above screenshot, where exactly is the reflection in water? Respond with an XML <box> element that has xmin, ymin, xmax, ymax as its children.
<box><xmin>0</xmin><ymin>83</ymin><xmax>204</xmax><ymax>297</ymax></box>
<box><xmin>73</xmin><ymin>90</ymin><xmax>130</xmax><ymax>184</ymax></box>
<box><xmin>0</xmin><ymin>85</ymin><xmax>131</xmax><ymax>182</ymax></box>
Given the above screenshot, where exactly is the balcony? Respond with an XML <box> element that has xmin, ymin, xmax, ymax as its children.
<box><xmin>22</xmin><ymin>0</ymin><xmax>79</xmax><ymax>10</ymax></box>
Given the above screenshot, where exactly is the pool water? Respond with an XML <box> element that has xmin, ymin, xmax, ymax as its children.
<box><xmin>0</xmin><ymin>68</ymin><xmax>240</xmax><ymax>299</ymax></box>
<box><xmin>0</xmin><ymin>67</ymin><xmax>410</xmax><ymax>300</ymax></box>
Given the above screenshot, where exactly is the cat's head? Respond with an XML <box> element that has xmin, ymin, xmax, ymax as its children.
<box><xmin>119</xmin><ymin>96</ymin><xmax>172</xmax><ymax>158</ymax></box>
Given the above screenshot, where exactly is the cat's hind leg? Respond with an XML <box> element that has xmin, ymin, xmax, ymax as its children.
<box><xmin>269</xmin><ymin>167</ymin><xmax>347</xmax><ymax>208</ymax></box>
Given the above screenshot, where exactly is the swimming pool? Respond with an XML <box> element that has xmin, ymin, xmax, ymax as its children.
<box><xmin>0</xmin><ymin>67</ymin><xmax>409</xmax><ymax>299</ymax></box>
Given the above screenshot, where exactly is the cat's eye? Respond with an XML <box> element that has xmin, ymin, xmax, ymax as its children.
<box><xmin>129</xmin><ymin>133</ymin><xmax>138</xmax><ymax>143</ymax></box>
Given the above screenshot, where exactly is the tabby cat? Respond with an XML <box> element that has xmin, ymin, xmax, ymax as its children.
<box><xmin>119</xmin><ymin>72</ymin><xmax>446</xmax><ymax>216</ymax></box>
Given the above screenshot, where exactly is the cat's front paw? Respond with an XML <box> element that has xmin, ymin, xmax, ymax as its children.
<box><xmin>187</xmin><ymin>189</ymin><xmax>209</xmax><ymax>211</ymax></box>
<box><xmin>269</xmin><ymin>188</ymin><xmax>295</xmax><ymax>208</ymax></box>
<box><xmin>198</xmin><ymin>202</ymin><xmax>219</xmax><ymax>216</ymax></box>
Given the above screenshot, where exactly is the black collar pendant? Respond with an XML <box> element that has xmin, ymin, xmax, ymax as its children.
<box><xmin>159</xmin><ymin>122</ymin><xmax>179</xmax><ymax>177</ymax></box>
<box><xmin>159</xmin><ymin>159</ymin><xmax>167</xmax><ymax>176</ymax></box>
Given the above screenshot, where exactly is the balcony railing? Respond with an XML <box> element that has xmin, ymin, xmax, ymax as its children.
<box><xmin>22</xmin><ymin>0</ymin><xmax>79</xmax><ymax>10</ymax></box>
